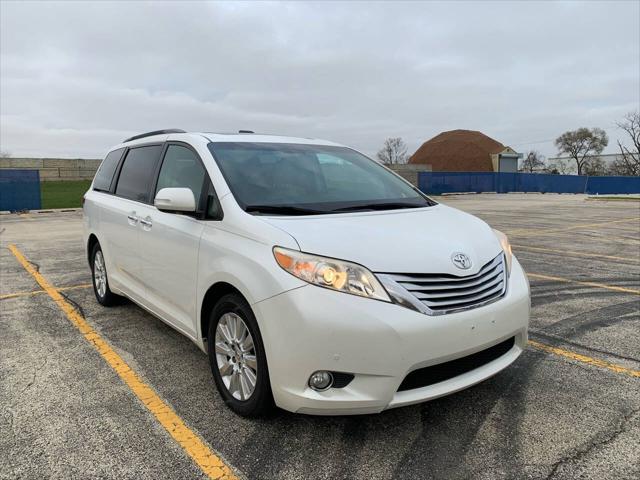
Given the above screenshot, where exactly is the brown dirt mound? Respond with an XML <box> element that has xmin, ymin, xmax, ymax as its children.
<box><xmin>409</xmin><ymin>129</ymin><xmax>505</xmax><ymax>172</ymax></box>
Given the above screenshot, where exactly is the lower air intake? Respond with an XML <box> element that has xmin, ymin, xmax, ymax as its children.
<box><xmin>397</xmin><ymin>336</ymin><xmax>516</xmax><ymax>392</ymax></box>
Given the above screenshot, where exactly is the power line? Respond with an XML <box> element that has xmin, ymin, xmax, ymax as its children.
<box><xmin>511</xmin><ymin>138</ymin><xmax>555</xmax><ymax>146</ymax></box>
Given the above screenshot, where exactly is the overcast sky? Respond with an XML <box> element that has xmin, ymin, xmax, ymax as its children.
<box><xmin>1</xmin><ymin>0</ymin><xmax>638</xmax><ymax>159</ymax></box>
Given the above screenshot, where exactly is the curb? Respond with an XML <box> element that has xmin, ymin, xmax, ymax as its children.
<box><xmin>0</xmin><ymin>208</ymin><xmax>82</xmax><ymax>215</ymax></box>
<box><xmin>586</xmin><ymin>196</ymin><xmax>640</xmax><ymax>202</ymax></box>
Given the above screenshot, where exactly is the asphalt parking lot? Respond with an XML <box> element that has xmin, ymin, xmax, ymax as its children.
<box><xmin>1</xmin><ymin>194</ymin><xmax>639</xmax><ymax>480</ymax></box>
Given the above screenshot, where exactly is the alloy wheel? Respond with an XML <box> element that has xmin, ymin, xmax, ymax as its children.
<box><xmin>93</xmin><ymin>250</ymin><xmax>107</xmax><ymax>299</ymax></box>
<box><xmin>214</xmin><ymin>312</ymin><xmax>258</xmax><ymax>401</ymax></box>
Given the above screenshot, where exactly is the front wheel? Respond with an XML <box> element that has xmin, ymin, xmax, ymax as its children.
<box><xmin>208</xmin><ymin>293</ymin><xmax>273</xmax><ymax>417</ymax></box>
<box><xmin>91</xmin><ymin>243</ymin><xmax>121</xmax><ymax>307</ymax></box>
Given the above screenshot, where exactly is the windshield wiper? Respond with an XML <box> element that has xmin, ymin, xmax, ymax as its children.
<box><xmin>245</xmin><ymin>204</ymin><xmax>328</xmax><ymax>215</ymax></box>
<box><xmin>331</xmin><ymin>202</ymin><xmax>427</xmax><ymax>213</ymax></box>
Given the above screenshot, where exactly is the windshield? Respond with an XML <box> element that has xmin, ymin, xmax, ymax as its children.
<box><xmin>207</xmin><ymin>142</ymin><xmax>435</xmax><ymax>214</ymax></box>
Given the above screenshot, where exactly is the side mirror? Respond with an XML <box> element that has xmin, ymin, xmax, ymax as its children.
<box><xmin>154</xmin><ymin>187</ymin><xmax>196</xmax><ymax>212</ymax></box>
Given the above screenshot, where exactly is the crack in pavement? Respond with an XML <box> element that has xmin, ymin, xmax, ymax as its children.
<box><xmin>0</xmin><ymin>358</ymin><xmax>49</xmax><ymax>478</ymax></box>
<box><xmin>59</xmin><ymin>290</ymin><xmax>87</xmax><ymax>319</ymax></box>
<box><xmin>17</xmin><ymin>356</ymin><xmax>48</xmax><ymax>397</ymax></box>
<box><xmin>545</xmin><ymin>408</ymin><xmax>640</xmax><ymax>479</ymax></box>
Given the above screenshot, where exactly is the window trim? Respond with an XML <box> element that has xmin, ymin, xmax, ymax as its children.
<box><xmin>112</xmin><ymin>142</ymin><xmax>164</xmax><ymax>205</ymax></box>
<box><xmin>151</xmin><ymin>141</ymin><xmax>224</xmax><ymax>221</ymax></box>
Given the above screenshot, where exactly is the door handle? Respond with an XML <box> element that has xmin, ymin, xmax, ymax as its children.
<box><xmin>127</xmin><ymin>213</ymin><xmax>138</xmax><ymax>225</ymax></box>
<box><xmin>140</xmin><ymin>217</ymin><xmax>153</xmax><ymax>230</ymax></box>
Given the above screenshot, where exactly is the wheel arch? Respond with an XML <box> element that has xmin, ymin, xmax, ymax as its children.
<box><xmin>200</xmin><ymin>282</ymin><xmax>246</xmax><ymax>348</ymax></box>
<box><xmin>87</xmin><ymin>233</ymin><xmax>100</xmax><ymax>265</ymax></box>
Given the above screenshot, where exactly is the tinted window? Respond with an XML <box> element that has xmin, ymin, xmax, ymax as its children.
<box><xmin>115</xmin><ymin>145</ymin><xmax>162</xmax><ymax>203</ymax></box>
<box><xmin>93</xmin><ymin>148</ymin><xmax>124</xmax><ymax>192</ymax></box>
<box><xmin>207</xmin><ymin>142</ymin><xmax>434</xmax><ymax>213</ymax></box>
<box><xmin>155</xmin><ymin>145</ymin><xmax>206</xmax><ymax>205</ymax></box>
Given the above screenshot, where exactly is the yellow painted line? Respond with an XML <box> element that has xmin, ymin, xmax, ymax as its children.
<box><xmin>509</xmin><ymin>216</ymin><xmax>638</xmax><ymax>237</ymax></box>
<box><xmin>59</xmin><ymin>283</ymin><xmax>93</xmax><ymax>293</ymax></box>
<box><xmin>516</xmin><ymin>234</ymin><xmax>640</xmax><ymax>247</ymax></box>
<box><xmin>513</xmin><ymin>232</ymin><xmax>640</xmax><ymax>245</ymax></box>
<box><xmin>513</xmin><ymin>244</ymin><xmax>639</xmax><ymax>263</ymax></box>
<box><xmin>527</xmin><ymin>272</ymin><xmax>640</xmax><ymax>295</ymax></box>
<box><xmin>606</xmin><ymin>224</ymin><xmax>640</xmax><ymax>232</ymax></box>
<box><xmin>611</xmin><ymin>229</ymin><xmax>640</xmax><ymax>236</ymax></box>
<box><xmin>7</xmin><ymin>245</ymin><xmax>237</xmax><ymax>480</ymax></box>
<box><xmin>0</xmin><ymin>289</ymin><xmax>44</xmax><ymax>300</ymax></box>
<box><xmin>580</xmin><ymin>234</ymin><xmax>640</xmax><ymax>245</ymax></box>
<box><xmin>529</xmin><ymin>340</ymin><xmax>640</xmax><ymax>378</ymax></box>
<box><xmin>0</xmin><ymin>283</ymin><xmax>93</xmax><ymax>300</ymax></box>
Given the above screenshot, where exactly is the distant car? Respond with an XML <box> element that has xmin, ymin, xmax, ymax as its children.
<box><xmin>83</xmin><ymin>129</ymin><xmax>530</xmax><ymax>416</ymax></box>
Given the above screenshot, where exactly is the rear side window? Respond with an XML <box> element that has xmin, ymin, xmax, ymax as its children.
<box><xmin>155</xmin><ymin>145</ymin><xmax>206</xmax><ymax>205</ymax></box>
<box><xmin>93</xmin><ymin>148</ymin><xmax>124</xmax><ymax>192</ymax></box>
<box><xmin>115</xmin><ymin>145</ymin><xmax>162</xmax><ymax>203</ymax></box>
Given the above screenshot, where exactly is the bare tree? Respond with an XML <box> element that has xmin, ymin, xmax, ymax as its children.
<box><xmin>582</xmin><ymin>156</ymin><xmax>607</xmax><ymax>176</ymax></box>
<box><xmin>554</xmin><ymin>127</ymin><xmax>608</xmax><ymax>175</ymax></box>
<box><xmin>612</xmin><ymin>111</ymin><xmax>640</xmax><ymax>176</ymax></box>
<box><xmin>0</xmin><ymin>151</ymin><xmax>10</xmax><ymax>158</ymax></box>
<box><xmin>546</xmin><ymin>157</ymin><xmax>572</xmax><ymax>175</ymax></box>
<box><xmin>520</xmin><ymin>150</ymin><xmax>545</xmax><ymax>172</ymax></box>
<box><xmin>377</xmin><ymin>137</ymin><xmax>408</xmax><ymax>165</ymax></box>
<box><xmin>609</xmin><ymin>157</ymin><xmax>638</xmax><ymax>176</ymax></box>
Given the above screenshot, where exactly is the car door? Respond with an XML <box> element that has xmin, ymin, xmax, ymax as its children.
<box><xmin>135</xmin><ymin>143</ymin><xmax>211</xmax><ymax>338</ymax></box>
<box><xmin>103</xmin><ymin>144</ymin><xmax>163</xmax><ymax>301</ymax></box>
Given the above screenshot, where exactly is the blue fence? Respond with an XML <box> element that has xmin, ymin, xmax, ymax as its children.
<box><xmin>418</xmin><ymin>172</ymin><xmax>640</xmax><ymax>195</ymax></box>
<box><xmin>0</xmin><ymin>170</ymin><xmax>42</xmax><ymax>211</ymax></box>
<box><xmin>585</xmin><ymin>176</ymin><xmax>640</xmax><ymax>194</ymax></box>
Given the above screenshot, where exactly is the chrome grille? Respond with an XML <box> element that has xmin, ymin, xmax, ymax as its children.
<box><xmin>383</xmin><ymin>254</ymin><xmax>506</xmax><ymax>314</ymax></box>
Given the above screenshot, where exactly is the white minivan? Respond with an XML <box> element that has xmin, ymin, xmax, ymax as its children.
<box><xmin>83</xmin><ymin>129</ymin><xmax>530</xmax><ymax>416</ymax></box>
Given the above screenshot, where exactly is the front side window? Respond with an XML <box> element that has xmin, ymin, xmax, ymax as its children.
<box><xmin>115</xmin><ymin>145</ymin><xmax>162</xmax><ymax>203</ymax></box>
<box><xmin>93</xmin><ymin>148</ymin><xmax>124</xmax><ymax>192</ymax></box>
<box><xmin>155</xmin><ymin>145</ymin><xmax>206</xmax><ymax>205</ymax></box>
<box><xmin>207</xmin><ymin>142</ymin><xmax>435</xmax><ymax>214</ymax></box>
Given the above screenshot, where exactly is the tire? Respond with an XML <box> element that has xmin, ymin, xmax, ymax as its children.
<box><xmin>208</xmin><ymin>293</ymin><xmax>273</xmax><ymax>417</ymax></box>
<box><xmin>90</xmin><ymin>243</ymin><xmax>120</xmax><ymax>307</ymax></box>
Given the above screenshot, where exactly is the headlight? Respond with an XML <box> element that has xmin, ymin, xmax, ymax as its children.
<box><xmin>273</xmin><ymin>247</ymin><xmax>391</xmax><ymax>302</ymax></box>
<box><xmin>493</xmin><ymin>229</ymin><xmax>512</xmax><ymax>276</ymax></box>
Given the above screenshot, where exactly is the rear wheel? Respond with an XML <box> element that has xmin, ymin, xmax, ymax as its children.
<box><xmin>91</xmin><ymin>243</ymin><xmax>120</xmax><ymax>307</ymax></box>
<box><xmin>208</xmin><ymin>293</ymin><xmax>273</xmax><ymax>417</ymax></box>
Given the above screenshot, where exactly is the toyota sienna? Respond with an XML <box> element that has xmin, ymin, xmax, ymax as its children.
<box><xmin>83</xmin><ymin>129</ymin><xmax>530</xmax><ymax>416</ymax></box>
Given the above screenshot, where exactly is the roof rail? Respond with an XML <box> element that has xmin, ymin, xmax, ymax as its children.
<box><xmin>123</xmin><ymin>129</ymin><xmax>186</xmax><ymax>143</ymax></box>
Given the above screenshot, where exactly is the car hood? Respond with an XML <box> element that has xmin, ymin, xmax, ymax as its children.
<box><xmin>261</xmin><ymin>204</ymin><xmax>503</xmax><ymax>275</ymax></box>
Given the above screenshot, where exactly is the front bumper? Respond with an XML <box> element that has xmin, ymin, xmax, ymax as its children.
<box><xmin>253</xmin><ymin>257</ymin><xmax>530</xmax><ymax>415</ymax></box>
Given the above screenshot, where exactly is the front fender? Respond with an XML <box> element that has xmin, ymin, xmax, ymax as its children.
<box><xmin>196</xmin><ymin>222</ymin><xmax>305</xmax><ymax>344</ymax></box>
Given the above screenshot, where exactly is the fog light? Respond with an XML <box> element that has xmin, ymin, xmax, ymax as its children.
<box><xmin>308</xmin><ymin>371</ymin><xmax>333</xmax><ymax>391</ymax></box>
